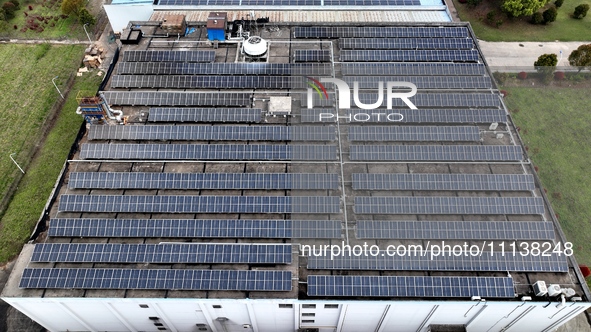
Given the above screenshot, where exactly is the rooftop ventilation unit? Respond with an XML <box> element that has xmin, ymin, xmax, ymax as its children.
<box><xmin>242</xmin><ymin>36</ymin><xmax>269</xmax><ymax>62</ymax></box>
<box><xmin>533</xmin><ymin>280</ymin><xmax>548</xmax><ymax>296</ymax></box>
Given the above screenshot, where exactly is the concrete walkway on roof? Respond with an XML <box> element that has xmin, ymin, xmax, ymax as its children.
<box><xmin>478</xmin><ymin>40</ymin><xmax>589</xmax><ymax>72</ymax></box>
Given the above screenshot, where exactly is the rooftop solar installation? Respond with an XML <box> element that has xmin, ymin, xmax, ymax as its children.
<box><xmin>294</xmin><ymin>50</ymin><xmax>331</xmax><ymax>62</ymax></box>
<box><xmin>116</xmin><ymin>62</ymin><xmax>333</xmax><ymax>76</ymax></box>
<box><xmin>110</xmin><ymin>75</ymin><xmax>293</xmax><ymax>89</ymax></box>
<box><xmin>353</xmin><ymin>196</ymin><xmax>545</xmax><ymax>215</ymax></box>
<box><xmin>121</xmin><ymin>50</ymin><xmax>215</xmax><ymax>63</ymax></box>
<box><xmin>347</xmin><ymin>126</ymin><xmax>481</xmax><ymax>141</ymax></box>
<box><xmin>352</xmin><ymin>173</ymin><xmax>535</xmax><ymax>191</ymax></box>
<box><xmin>342</xmin><ymin>76</ymin><xmax>492</xmax><ymax>90</ymax></box>
<box><xmin>340</xmin><ymin>63</ymin><xmax>487</xmax><ymax>76</ymax></box>
<box><xmin>300</xmin><ymin>109</ymin><xmax>337</xmax><ymax>123</ymax></box>
<box><xmin>101</xmin><ymin>91</ymin><xmax>251</xmax><ymax>106</ymax></box>
<box><xmin>147</xmin><ymin>108</ymin><xmax>262</xmax><ymax>123</ymax></box>
<box><xmin>19</xmin><ymin>268</ymin><xmax>292</xmax><ymax>291</ymax></box>
<box><xmin>156</xmin><ymin>0</ymin><xmax>420</xmax><ymax>5</ymax></box>
<box><xmin>68</xmin><ymin>172</ymin><xmax>339</xmax><ymax>190</ymax></box>
<box><xmin>307</xmin><ymin>276</ymin><xmax>515</xmax><ymax>298</ymax></box>
<box><xmin>340</xmin><ymin>38</ymin><xmax>474</xmax><ymax>50</ymax></box>
<box><xmin>88</xmin><ymin>125</ymin><xmax>336</xmax><ymax>141</ymax></box>
<box><xmin>79</xmin><ymin>144</ymin><xmax>338</xmax><ymax>161</ymax></box>
<box><xmin>48</xmin><ymin>219</ymin><xmax>343</xmax><ymax>239</ymax></box>
<box><xmin>32</xmin><ymin>243</ymin><xmax>292</xmax><ymax>264</ymax></box>
<box><xmin>339</xmin><ymin>50</ymin><xmax>480</xmax><ymax>62</ymax></box>
<box><xmin>58</xmin><ymin>195</ymin><xmax>341</xmax><ymax>214</ymax></box>
<box><xmin>294</xmin><ymin>26</ymin><xmax>470</xmax><ymax>38</ymax></box>
<box><xmin>345</xmin><ymin>109</ymin><xmax>507</xmax><ymax>123</ymax></box>
<box><xmin>349</xmin><ymin>145</ymin><xmax>523</xmax><ymax>161</ymax></box>
<box><xmin>355</xmin><ymin>220</ymin><xmax>556</xmax><ymax>240</ymax></box>
<box><xmin>306</xmin><ymin>93</ymin><xmax>502</xmax><ymax>108</ymax></box>
<box><xmin>308</xmin><ymin>252</ymin><xmax>568</xmax><ymax>272</ymax></box>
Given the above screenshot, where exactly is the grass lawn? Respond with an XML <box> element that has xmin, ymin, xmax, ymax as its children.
<box><xmin>454</xmin><ymin>0</ymin><xmax>591</xmax><ymax>41</ymax></box>
<box><xmin>502</xmin><ymin>86</ymin><xmax>591</xmax><ymax>266</ymax></box>
<box><xmin>0</xmin><ymin>43</ymin><xmax>90</xmax><ymax>262</ymax></box>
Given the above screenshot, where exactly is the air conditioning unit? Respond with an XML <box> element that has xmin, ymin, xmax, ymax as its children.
<box><xmin>548</xmin><ymin>284</ymin><xmax>562</xmax><ymax>297</ymax></box>
<box><xmin>533</xmin><ymin>280</ymin><xmax>548</xmax><ymax>296</ymax></box>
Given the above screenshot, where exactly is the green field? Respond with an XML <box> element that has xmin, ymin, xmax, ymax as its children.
<box><xmin>503</xmin><ymin>86</ymin><xmax>591</xmax><ymax>266</ymax></box>
<box><xmin>454</xmin><ymin>0</ymin><xmax>591</xmax><ymax>41</ymax></box>
<box><xmin>0</xmin><ymin>43</ymin><xmax>88</xmax><ymax>262</ymax></box>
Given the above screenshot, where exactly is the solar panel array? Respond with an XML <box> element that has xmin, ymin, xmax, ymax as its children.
<box><xmin>340</xmin><ymin>38</ymin><xmax>474</xmax><ymax>50</ymax></box>
<box><xmin>356</xmin><ymin>220</ymin><xmax>555</xmax><ymax>240</ymax></box>
<box><xmin>116</xmin><ymin>62</ymin><xmax>332</xmax><ymax>76</ymax></box>
<box><xmin>294</xmin><ymin>26</ymin><xmax>470</xmax><ymax>38</ymax></box>
<box><xmin>340</xmin><ymin>50</ymin><xmax>479</xmax><ymax>62</ymax></box>
<box><xmin>294</xmin><ymin>50</ymin><xmax>331</xmax><ymax>62</ymax></box>
<box><xmin>79</xmin><ymin>144</ymin><xmax>337</xmax><ymax>161</ymax></box>
<box><xmin>68</xmin><ymin>172</ymin><xmax>339</xmax><ymax>190</ymax></box>
<box><xmin>122</xmin><ymin>50</ymin><xmax>215</xmax><ymax>63</ymax></box>
<box><xmin>349</xmin><ymin>145</ymin><xmax>523</xmax><ymax>161</ymax></box>
<box><xmin>307</xmin><ymin>276</ymin><xmax>515</xmax><ymax>298</ymax></box>
<box><xmin>348</xmin><ymin>126</ymin><xmax>481</xmax><ymax>141</ymax></box>
<box><xmin>306</xmin><ymin>93</ymin><xmax>502</xmax><ymax>108</ymax></box>
<box><xmin>48</xmin><ymin>219</ymin><xmax>343</xmax><ymax>239</ymax></box>
<box><xmin>334</xmin><ymin>109</ymin><xmax>506</xmax><ymax>124</ymax></box>
<box><xmin>101</xmin><ymin>92</ymin><xmax>251</xmax><ymax>106</ymax></box>
<box><xmin>111</xmin><ymin>75</ymin><xmax>293</xmax><ymax>89</ymax></box>
<box><xmin>58</xmin><ymin>195</ymin><xmax>341</xmax><ymax>214</ymax></box>
<box><xmin>157</xmin><ymin>0</ymin><xmax>420</xmax><ymax>5</ymax></box>
<box><xmin>308</xmin><ymin>252</ymin><xmax>568</xmax><ymax>272</ymax></box>
<box><xmin>20</xmin><ymin>268</ymin><xmax>292</xmax><ymax>291</ymax></box>
<box><xmin>88</xmin><ymin>125</ymin><xmax>335</xmax><ymax>141</ymax></box>
<box><xmin>148</xmin><ymin>108</ymin><xmax>262</xmax><ymax>123</ymax></box>
<box><xmin>342</xmin><ymin>76</ymin><xmax>492</xmax><ymax>90</ymax></box>
<box><xmin>354</xmin><ymin>196</ymin><xmax>545</xmax><ymax>215</ymax></box>
<box><xmin>352</xmin><ymin>173</ymin><xmax>535</xmax><ymax>191</ymax></box>
<box><xmin>341</xmin><ymin>63</ymin><xmax>487</xmax><ymax>76</ymax></box>
<box><xmin>32</xmin><ymin>243</ymin><xmax>292</xmax><ymax>264</ymax></box>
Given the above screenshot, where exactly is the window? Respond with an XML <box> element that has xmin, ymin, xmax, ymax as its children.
<box><xmin>302</xmin><ymin>313</ymin><xmax>315</xmax><ymax>317</ymax></box>
<box><xmin>302</xmin><ymin>320</ymin><xmax>315</xmax><ymax>323</ymax></box>
<box><xmin>139</xmin><ymin>304</ymin><xmax>149</xmax><ymax>308</ymax></box>
<box><xmin>324</xmin><ymin>304</ymin><xmax>339</xmax><ymax>309</ymax></box>
<box><xmin>279</xmin><ymin>304</ymin><xmax>293</xmax><ymax>308</ymax></box>
<box><xmin>196</xmin><ymin>324</ymin><xmax>207</xmax><ymax>327</ymax></box>
<box><xmin>154</xmin><ymin>323</ymin><xmax>164</xmax><ymax>326</ymax></box>
<box><xmin>302</xmin><ymin>304</ymin><xmax>316</xmax><ymax>309</ymax></box>
<box><xmin>213</xmin><ymin>305</ymin><xmax>222</xmax><ymax>309</ymax></box>
<box><xmin>149</xmin><ymin>317</ymin><xmax>159</xmax><ymax>321</ymax></box>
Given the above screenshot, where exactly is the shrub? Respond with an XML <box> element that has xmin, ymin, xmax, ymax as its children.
<box><xmin>543</xmin><ymin>6</ymin><xmax>558</xmax><ymax>23</ymax></box>
<box><xmin>554</xmin><ymin>71</ymin><xmax>566</xmax><ymax>80</ymax></box>
<box><xmin>12</xmin><ymin>24</ymin><xmax>16</xmax><ymax>29</ymax></box>
<box><xmin>2</xmin><ymin>2</ymin><xmax>16</xmax><ymax>20</ymax></box>
<box><xmin>531</xmin><ymin>11</ymin><xmax>544</xmax><ymax>24</ymax></box>
<box><xmin>493</xmin><ymin>71</ymin><xmax>509</xmax><ymax>84</ymax></box>
<box><xmin>486</xmin><ymin>10</ymin><xmax>496</xmax><ymax>23</ymax></box>
<box><xmin>574</xmin><ymin>4</ymin><xmax>590</xmax><ymax>18</ymax></box>
<box><xmin>554</xmin><ymin>0</ymin><xmax>563</xmax><ymax>7</ymax></box>
<box><xmin>496</xmin><ymin>19</ymin><xmax>504</xmax><ymax>27</ymax></box>
<box><xmin>78</xmin><ymin>8</ymin><xmax>96</xmax><ymax>26</ymax></box>
<box><xmin>467</xmin><ymin>0</ymin><xmax>482</xmax><ymax>6</ymax></box>
<box><xmin>8</xmin><ymin>0</ymin><xmax>19</xmax><ymax>10</ymax></box>
<box><xmin>517</xmin><ymin>71</ymin><xmax>528</xmax><ymax>79</ymax></box>
<box><xmin>60</xmin><ymin>0</ymin><xmax>83</xmax><ymax>15</ymax></box>
<box><xmin>580</xmin><ymin>265</ymin><xmax>591</xmax><ymax>278</ymax></box>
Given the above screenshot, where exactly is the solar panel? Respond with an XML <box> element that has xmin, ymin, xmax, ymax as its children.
<box><xmin>353</xmin><ymin>196</ymin><xmax>545</xmax><ymax>215</ymax></box>
<box><xmin>355</xmin><ymin>220</ymin><xmax>556</xmax><ymax>240</ymax></box>
<box><xmin>68</xmin><ymin>172</ymin><xmax>339</xmax><ymax>190</ymax></box>
<box><xmin>349</xmin><ymin>145</ymin><xmax>523</xmax><ymax>161</ymax></box>
<box><xmin>116</xmin><ymin>62</ymin><xmax>332</xmax><ymax>76</ymax></box>
<box><xmin>79</xmin><ymin>144</ymin><xmax>338</xmax><ymax>161</ymax></box>
<box><xmin>307</xmin><ymin>276</ymin><xmax>515</xmax><ymax>298</ymax></box>
<box><xmin>88</xmin><ymin>125</ymin><xmax>335</xmax><ymax>141</ymax></box>
<box><xmin>346</xmin><ymin>109</ymin><xmax>507</xmax><ymax>124</ymax></box>
<box><xmin>121</xmin><ymin>50</ymin><xmax>215</xmax><ymax>63</ymax></box>
<box><xmin>342</xmin><ymin>76</ymin><xmax>492</xmax><ymax>90</ymax></box>
<box><xmin>110</xmin><ymin>75</ymin><xmax>292</xmax><ymax>89</ymax></box>
<box><xmin>48</xmin><ymin>219</ymin><xmax>343</xmax><ymax>239</ymax></box>
<box><xmin>58</xmin><ymin>195</ymin><xmax>341</xmax><ymax>214</ymax></box>
<box><xmin>294</xmin><ymin>27</ymin><xmax>470</xmax><ymax>38</ymax></box>
<box><xmin>32</xmin><ymin>243</ymin><xmax>292</xmax><ymax>264</ymax></box>
<box><xmin>19</xmin><ymin>268</ymin><xmax>292</xmax><ymax>291</ymax></box>
<box><xmin>300</xmin><ymin>109</ymin><xmax>337</xmax><ymax>123</ymax></box>
<box><xmin>324</xmin><ymin>0</ymin><xmax>420</xmax><ymax>4</ymax></box>
<box><xmin>340</xmin><ymin>38</ymin><xmax>474</xmax><ymax>50</ymax></box>
<box><xmin>306</xmin><ymin>93</ymin><xmax>502</xmax><ymax>108</ymax></box>
<box><xmin>348</xmin><ymin>126</ymin><xmax>481</xmax><ymax>141</ymax></box>
<box><xmin>340</xmin><ymin>50</ymin><xmax>479</xmax><ymax>62</ymax></box>
<box><xmin>101</xmin><ymin>92</ymin><xmax>251</xmax><ymax>106</ymax></box>
<box><xmin>294</xmin><ymin>50</ymin><xmax>331</xmax><ymax>62</ymax></box>
<box><xmin>340</xmin><ymin>63</ymin><xmax>487</xmax><ymax>76</ymax></box>
<box><xmin>308</xmin><ymin>252</ymin><xmax>567</xmax><ymax>272</ymax></box>
<box><xmin>352</xmin><ymin>173</ymin><xmax>535</xmax><ymax>191</ymax></box>
<box><xmin>148</xmin><ymin>108</ymin><xmax>261</xmax><ymax>123</ymax></box>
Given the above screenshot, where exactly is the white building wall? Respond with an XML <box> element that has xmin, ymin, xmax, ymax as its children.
<box><xmin>104</xmin><ymin>5</ymin><xmax>154</xmax><ymax>33</ymax></box>
<box><xmin>2</xmin><ymin>297</ymin><xmax>589</xmax><ymax>332</ymax></box>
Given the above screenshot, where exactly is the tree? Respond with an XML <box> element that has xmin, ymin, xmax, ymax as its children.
<box><xmin>568</xmin><ymin>44</ymin><xmax>591</xmax><ymax>72</ymax></box>
<box><xmin>573</xmin><ymin>4</ymin><xmax>589</xmax><ymax>18</ymax></box>
<box><xmin>543</xmin><ymin>6</ymin><xmax>558</xmax><ymax>23</ymax></box>
<box><xmin>534</xmin><ymin>53</ymin><xmax>558</xmax><ymax>81</ymax></box>
<box><xmin>2</xmin><ymin>2</ymin><xmax>15</xmax><ymax>20</ymax></box>
<box><xmin>78</xmin><ymin>8</ymin><xmax>96</xmax><ymax>26</ymax></box>
<box><xmin>554</xmin><ymin>0</ymin><xmax>563</xmax><ymax>7</ymax></box>
<box><xmin>60</xmin><ymin>0</ymin><xmax>84</xmax><ymax>15</ymax></box>
<box><xmin>502</xmin><ymin>0</ymin><xmax>551</xmax><ymax>17</ymax></box>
